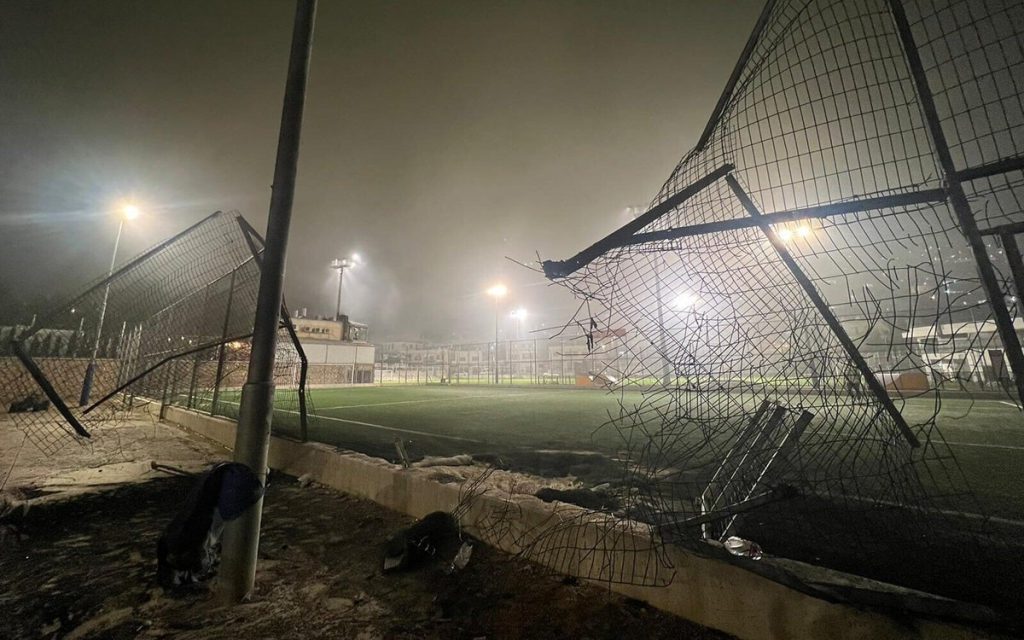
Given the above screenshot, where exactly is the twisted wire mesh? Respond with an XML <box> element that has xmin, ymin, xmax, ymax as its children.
<box><xmin>542</xmin><ymin>0</ymin><xmax>1023</xmax><ymax>611</ymax></box>
<box><xmin>1</xmin><ymin>211</ymin><xmax>313</xmax><ymax>458</ymax></box>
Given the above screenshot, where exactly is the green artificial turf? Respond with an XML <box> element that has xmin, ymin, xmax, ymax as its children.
<box><xmin>197</xmin><ymin>383</ymin><xmax>1024</xmax><ymax>518</ymax></box>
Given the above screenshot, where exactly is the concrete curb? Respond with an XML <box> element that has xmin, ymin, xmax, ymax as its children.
<box><xmin>162</xmin><ymin>406</ymin><xmax>1006</xmax><ymax>640</ymax></box>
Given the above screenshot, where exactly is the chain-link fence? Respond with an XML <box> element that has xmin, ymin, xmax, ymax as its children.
<box><xmin>375</xmin><ymin>336</ymin><xmax>630</xmax><ymax>386</ymax></box>
<box><xmin>1</xmin><ymin>211</ymin><xmax>315</xmax><ymax>453</ymax></box>
<box><xmin>531</xmin><ymin>0</ymin><xmax>1024</xmax><ymax>618</ymax></box>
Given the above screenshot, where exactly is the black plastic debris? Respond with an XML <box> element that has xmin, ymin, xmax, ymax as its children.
<box><xmin>382</xmin><ymin>511</ymin><xmax>462</xmax><ymax>573</ymax></box>
<box><xmin>156</xmin><ymin>462</ymin><xmax>264</xmax><ymax>588</ymax></box>
<box><xmin>7</xmin><ymin>393</ymin><xmax>50</xmax><ymax>413</ymax></box>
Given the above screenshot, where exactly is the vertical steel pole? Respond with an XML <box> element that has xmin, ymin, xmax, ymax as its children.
<box><xmin>114</xmin><ymin>320</ymin><xmax>128</xmax><ymax>389</ymax></box>
<box><xmin>1000</xmin><ymin>232</ymin><xmax>1024</xmax><ymax>310</ymax></box>
<box><xmin>334</xmin><ymin>264</ymin><xmax>344</xmax><ymax>320</ymax></box>
<box><xmin>80</xmin><ymin>218</ymin><xmax>124</xmax><ymax>406</ymax></box>
<box><xmin>168</xmin><ymin>358</ymin><xmax>181</xmax><ymax>407</ymax></box>
<box><xmin>654</xmin><ymin>264</ymin><xmax>673</xmax><ymax>386</ymax></box>
<box><xmin>533</xmin><ymin>338</ymin><xmax>537</xmax><ymax>385</ymax></box>
<box><xmin>159</xmin><ymin>362</ymin><xmax>171</xmax><ymax>420</ymax></box>
<box><xmin>494</xmin><ymin>300</ymin><xmax>499</xmax><ymax>384</ymax></box>
<box><xmin>211</xmin><ymin>268</ymin><xmax>237</xmax><ymax>415</ymax></box>
<box><xmin>221</xmin><ymin>0</ymin><xmax>317</xmax><ymax>603</ymax></box>
<box><xmin>187</xmin><ymin>284</ymin><xmax>212</xmax><ymax>409</ymax></box>
<box><xmin>887</xmin><ymin>0</ymin><xmax>1024</xmax><ymax>403</ymax></box>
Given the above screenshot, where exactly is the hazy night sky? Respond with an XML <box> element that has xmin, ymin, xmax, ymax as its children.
<box><xmin>0</xmin><ymin>0</ymin><xmax>762</xmax><ymax>341</ymax></box>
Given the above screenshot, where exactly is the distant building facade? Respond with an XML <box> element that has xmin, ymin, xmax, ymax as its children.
<box><xmin>292</xmin><ymin>312</ymin><xmax>375</xmax><ymax>384</ymax></box>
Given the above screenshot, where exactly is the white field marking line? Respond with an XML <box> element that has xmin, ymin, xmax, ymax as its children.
<box><xmin>946</xmin><ymin>441</ymin><xmax>1024</xmax><ymax>452</ymax></box>
<box><xmin>998</xmin><ymin>400</ymin><xmax>1022</xmax><ymax>409</ymax></box>
<box><xmin>315</xmin><ymin>391</ymin><xmax>558</xmax><ymax>411</ymax></box>
<box><xmin>213</xmin><ymin>399</ymin><xmax>483</xmax><ymax>443</ymax></box>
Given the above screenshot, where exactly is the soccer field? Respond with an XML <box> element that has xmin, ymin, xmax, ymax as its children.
<box><xmin>215</xmin><ymin>384</ymin><xmax>1024</xmax><ymax>520</ymax></box>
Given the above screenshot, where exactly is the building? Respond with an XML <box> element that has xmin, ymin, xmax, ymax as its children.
<box><xmin>904</xmin><ymin>318</ymin><xmax>1024</xmax><ymax>388</ymax></box>
<box><xmin>292</xmin><ymin>312</ymin><xmax>375</xmax><ymax>384</ymax></box>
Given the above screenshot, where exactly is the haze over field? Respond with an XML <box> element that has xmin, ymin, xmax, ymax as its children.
<box><xmin>0</xmin><ymin>0</ymin><xmax>760</xmax><ymax>340</ymax></box>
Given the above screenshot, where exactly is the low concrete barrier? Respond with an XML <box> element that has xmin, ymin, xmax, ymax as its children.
<box><xmin>162</xmin><ymin>406</ymin><xmax>1003</xmax><ymax>640</ymax></box>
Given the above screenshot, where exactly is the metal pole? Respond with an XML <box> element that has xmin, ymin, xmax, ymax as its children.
<box><xmin>211</xmin><ymin>268</ymin><xmax>237</xmax><ymax>415</ymax></box>
<box><xmin>188</xmin><ymin>284</ymin><xmax>212</xmax><ymax>409</ymax></box>
<box><xmin>1000</xmin><ymin>232</ymin><xmax>1024</xmax><ymax>310</ymax></box>
<box><xmin>221</xmin><ymin>0</ymin><xmax>317</xmax><ymax>603</ymax></box>
<box><xmin>655</xmin><ymin>265</ymin><xmax>673</xmax><ymax>386</ymax></box>
<box><xmin>114</xmin><ymin>320</ymin><xmax>128</xmax><ymax>388</ymax></box>
<box><xmin>533</xmin><ymin>338</ymin><xmax>537</xmax><ymax>385</ymax></box>
<box><xmin>334</xmin><ymin>264</ymin><xmax>345</xmax><ymax>320</ymax></box>
<box><xmin>79</xmin><ymin>217</ymin><xmax>123</xmax><ymax>405</ymax></box>
<box><xmin>494</xmin><ymin>300</ymin><xmax>500</xmax><ymax>384</ymax></box>
<box><xmin>887</xmin><ymin>0</ymin><xmax>1024</xmax><ymax>404</ymax></box>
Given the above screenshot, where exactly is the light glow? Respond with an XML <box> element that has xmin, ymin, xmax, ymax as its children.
<box><xmin>121</xmin><ymin>204</ymin><xmax>140</xmax><ymax>220</ymax></box>
<box><xmin>672</xmin><ymin>292</ymin><xmax>699</xmax><ymax>310</ymax></box>
<box><xmin>486</xmin><ymin>283</ymin><xmax>508</xmax><ymax>298</ymax></box>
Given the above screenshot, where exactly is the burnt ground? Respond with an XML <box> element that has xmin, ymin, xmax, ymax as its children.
<box><xmin>0</xmin><ymin>475</ymin><xmax>733</xmax><ymax>640</ymax></box>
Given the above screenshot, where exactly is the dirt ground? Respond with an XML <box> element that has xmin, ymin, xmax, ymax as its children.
<box><xmin>0</xmin><ymin>415</ymin><xmax>731</xmax><ymax>639</ymax></box>
<box><xmin>0</xmin><ymin>474</ymin><xmax>733</xmax><ymax>640</ymax></box>
<box><xmin>0</xmin><ymin>412</ymin><xmax>230</xmax><ymax>499</ymax></box>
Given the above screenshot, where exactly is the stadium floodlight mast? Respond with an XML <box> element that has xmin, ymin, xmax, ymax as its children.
<box><xmin>330</xmin><ymin>254</ymin><xmax>360</xmax><ymax>321</ymax></box>
<box><xmin>486</xmin><ymin>283</ymin><xmax>508</xmax><ymax>383</ymax></box>
<box><xmin>79</xmin><ymin>202</ymin><xmax>140</xmax><ymax>406</ymax></box>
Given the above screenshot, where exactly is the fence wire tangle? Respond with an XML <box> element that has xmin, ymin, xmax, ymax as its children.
<box><xmin>1</xmin><ymin>211</ymin><xmax>313</xmax><ymax>455</ymax></box>
<box><xmin>538</xmin><ymin>0</ymin><xmax>1023</xmax><ymax>616</ymax></box>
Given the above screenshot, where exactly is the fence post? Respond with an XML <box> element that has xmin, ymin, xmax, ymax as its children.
<box><xmin>533</xmin><ymin>338</ymin><xmax>537</xmax><ymax>385</ymax></box>
<box><xmin>1000</xmin><ymin>231</ymin><xmax>1024</xmax><ymax>311</ymax></box>
<box><xmin>187</xmin><ymin>284</ymin><xmax>213</xmax><ymax>409</ymax></box>
<box><xmin>127</xmin><ymin>324</ymin><xmax>141</xmax><ymax>406</ymax></box>
<box><xmin>168</xmin><ymin>358</ymin><xmax>181</xmax><ymax>408</ymax></box>
<box><xmin>210</xmin><ymin>267</ymin><xmax>237</xmax><ymax>415</ymax></box>
<box><xmin>887</xmin><ymin>0</ymin><xmax>1024</xmax><ymax>403</ymax></box>
<box><xmin>159</xmin><ymin>362</ymin><xmax>171</xmax><ymax>420</ymax></box>
<box><xmin>561</xmin><ymin>343</ymin><xmax>566</xmax><ymax>385</ymax></box>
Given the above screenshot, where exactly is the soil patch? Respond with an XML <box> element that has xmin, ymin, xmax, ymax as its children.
<box><xmin>1</xmin><ymin>474</ymin><xmax>733</xmax><ymax>639</ymax></box>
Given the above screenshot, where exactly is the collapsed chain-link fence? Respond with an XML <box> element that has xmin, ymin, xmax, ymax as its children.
<box><xmin>1</xmin><ymin>211</ymin><xmax>315</xmax><ymax>457</ymax></box>
<box><xmin>532</xmin><ymin>0</ymin><xmax>1024</xmax><ymax>617</ymax></box>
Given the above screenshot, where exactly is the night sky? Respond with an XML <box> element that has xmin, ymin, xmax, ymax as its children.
<box><xmin>0</xmin><ymin>0</ymin><xmax>762</xmax><ymax>341</ymax></box>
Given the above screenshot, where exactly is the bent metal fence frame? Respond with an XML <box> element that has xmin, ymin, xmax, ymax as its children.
<box><xmin>535</xmin><ymin>0</ymin><xmax>1024</xmax><ymax>617</ymax></box>
<box><xmin>2</xmin><ymin>210</ymin><xmax>313</xmax><ymax>456</ymax></box>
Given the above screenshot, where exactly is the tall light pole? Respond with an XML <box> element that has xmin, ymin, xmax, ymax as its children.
<box><xmin>487</xmin><ymin>284</ymin><xmax>507</xmax><ymax>384</ymax></box>
<box><xmin>330</xmin><ymin>256</ymin><xmax>358</xmax><ymax>320</ymax></box>
<box><xmin>220</xmin><ymin>0</ymin><xmax>317</xmax><ymax>604</ymax></box>
<box><xmin>511</xmin><ymin>307</ymin><xmax>528</xmax><ymax>340</ymax></box>
<box><xmin>80</xmin><ymin>203</ymin><xmax>139</xmax><ymax>406</ymax></box>
<box><xmin>628</xmin><ymin>206</ymin><xmax>674</xmax><ymax>388</ymax></box>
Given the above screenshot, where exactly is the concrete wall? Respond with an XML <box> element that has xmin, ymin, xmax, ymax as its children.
<box><xmin>302</xmin><ymin>341</ymin><xmax>375</xmax><ymax>365</ymax></box>
<box><xmin>163</xmin><ymin>406</ymin><xmax>1006</xmax><ymax>640</ymax></box>
<box><xmin>301</xmin><ymin>342</ymin><xmax>376</xmax><ymax>384</ymax></box>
